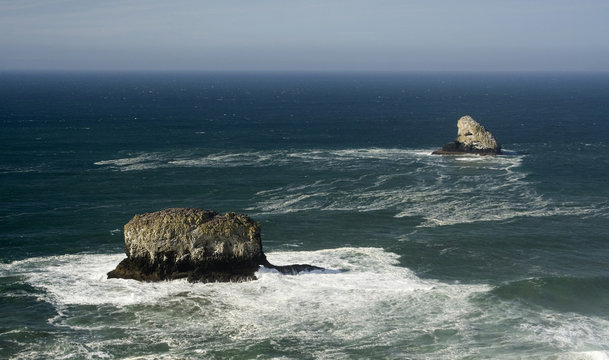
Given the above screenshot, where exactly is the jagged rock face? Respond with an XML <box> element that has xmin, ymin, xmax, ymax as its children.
<box><xmin>107</xmin><ymin>208</ymin><xmax>268</xmax><ymax>282</ymax></box>
<box><xmin>433</xmin><ymin>116</ymin><xmax>501</xmax><ymax>155</ymax></box>
<box><xmin>456</xmin><ymin>116</ymin><xmax>500</xmax><ymax>151</ymax></box>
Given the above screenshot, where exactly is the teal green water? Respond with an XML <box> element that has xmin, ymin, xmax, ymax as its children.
<box><xmin>1</xmin><ymin>72</ymin><xmax>609</xmax><ymax>359</ymax></box>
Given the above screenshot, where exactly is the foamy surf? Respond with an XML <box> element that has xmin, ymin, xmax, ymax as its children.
<box><xmin>217</xmin><ymin>148</ymin><xmax>599</xmax><ymax>226</ymax></box>
<box><xmin>3</xmin><ymin>247</ymin><xmax>608</xmax><ymax>359</ymax></box>
<box><xmin>565</xmin><ymin>352</ymin><xmax>609</xmax><ymax>360</ymax></box>
<box><xmin>1</xmin><ymin>248</ymin><xmax>480</xmax><ymax>358</ymax></box>
<box><xmin>3</xmin><ymin>248</ymin><xmax>437</xmax><ymax>308</ymax></box>
<box><xmin>94</xmin><ymin>152</ymin><xmax>170</xmax><ymax>171</ymax></box>
<box><xmin>93</xmin><ymin>148</ymin><xmax>434</xmax><ymax>172</ymax></box>
<box><xmin>242</xmin><ymin>149</ymin><xmax>549</xmax><ymax>225</ymax></box>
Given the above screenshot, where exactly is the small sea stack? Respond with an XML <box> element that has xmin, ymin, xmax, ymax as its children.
<box><xmin>432</xmin><ymin>115</ymin><xmax>501</xmax><ymax>155</ymax></box>
<box><xmin>107</xmin><ymin>208</ymin><xmax>323</xmax><ymax>283</ymax></box>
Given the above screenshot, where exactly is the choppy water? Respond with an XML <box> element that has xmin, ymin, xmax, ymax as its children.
<box><xmin>1</xmin><ymin>72</ymin><xmax>609</xmax><ymax>359</ymax></box>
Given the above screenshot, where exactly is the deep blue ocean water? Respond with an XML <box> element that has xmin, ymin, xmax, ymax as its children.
<box><xmin>1</xmin><ymin>72</ymin><xmax>609</xmax><ymax>359</ymax></box>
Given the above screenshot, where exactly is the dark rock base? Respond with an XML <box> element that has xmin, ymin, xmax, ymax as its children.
<box><xmin>107</xmin><ymin>257</ymin><xmax>262</xmax><ymax>283</ymax></box>
<box><xmin>107</xmin><ymin>255</ymin><xmax>325</xmax><ymax>283</ymax></box>
<box><xmin>262</xmin><ymin>261</ymin><xmax>325</xmax><ymax>275</ymax></box>
<box><xmin>432</xmin><ymin>141</ymin><xmax>502</xmax><ymax>155</ymax></box>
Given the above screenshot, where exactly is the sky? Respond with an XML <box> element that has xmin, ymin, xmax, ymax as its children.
<box><xmin>1</xmin><ymin>0</ymin><xmax>608</xmax><ymax>72</ymax></box>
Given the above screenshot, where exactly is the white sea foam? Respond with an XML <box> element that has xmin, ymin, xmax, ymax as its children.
<box><xmin>0</xmin><ymin>166</ymin><xmax>39</xmax><ymax>174</ymax></box>
<box><xmin>94</xmin><ymin>153</ymin><xmax>169</xmax><ymax>171</ymax></box>
<box><xmin>93</xmin><ymin>148</ymin><xmax>604</xmax><ymax>226</ymax></box>
<box><xmin>5</xmin><ymin>248</ymin><xmax>609</xmax><ymax>358</ymax></box>
<box><xmin>2</xmin><ymin>253</ymin><xmax>169</xmax><ymax>306</ymax></box>
<box><xmin>6</xmin><ymin>248</ymin><xmax>484</xmax><ymax>359</ymax></box>
<box><xmin>518</xmin><ymin>311</ymin><xmax>609</xmax><ymax>359</ymax></box>
<box><xmin>390</xmin><ymin>155</ymin><xmax>550</xmax><ymax>226</ymax></box>
<box><xmin>565</xmin><ymin>352</ymin><xmax>609</xmax><ymax>360</ymax></box>
<box><xmin>246</xmin><ymin>150</ymin><xmax>600</xmax><ymax>226</ymax></box>
<box><xmin>4</xmin><ymin>248</ymin><xmax>435</xmax><ymax>308</ymax></box>
<box><xmin>94</xmin><ymin>148</ymin><xmax>430</xmax><ymax>172</ymax></box>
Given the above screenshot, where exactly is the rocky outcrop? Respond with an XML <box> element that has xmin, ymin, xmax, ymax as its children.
<box><xmin>433</xmin><ymin>116</ymin><xmax>501</xmax><ymax>155</ymax></box>
<box><xmin>107</xmin><ymin>208</ymin><xmax>323</xmax><ymax>283</ymax></box>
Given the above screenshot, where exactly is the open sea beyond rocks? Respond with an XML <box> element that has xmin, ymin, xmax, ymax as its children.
<box><xmin>1</xmin><ymin>72</ymin><xmax>609</xmax><ymax>359</ymax></box>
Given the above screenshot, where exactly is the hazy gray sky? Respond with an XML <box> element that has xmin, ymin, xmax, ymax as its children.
<box><xmin>1</xmin><ymin>0</ymin><xmax>608</xmax><ymax>71</ymax></box>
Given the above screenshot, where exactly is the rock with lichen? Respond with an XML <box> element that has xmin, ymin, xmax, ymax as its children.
<box><xmin>433</xmin><ymin>115</ymin><xmax>501</xmax><ymax>155</ymax></box>
<box><xmin>107</xmin><ymin>208</ymin><xmax>323</xmax><ymax>283</ymax></box>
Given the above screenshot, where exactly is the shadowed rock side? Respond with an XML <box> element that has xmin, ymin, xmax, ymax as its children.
<box><xmin>107</xmin><ymin>208</ymin><xmax>323</xmax><ymax>283</ymax></box>
<box><xmin>433</xmin><ymin>115</ymin><xmax>501</xmax><ymax>155</ymax></box>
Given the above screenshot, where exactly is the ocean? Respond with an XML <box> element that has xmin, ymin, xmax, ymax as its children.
<box><xmin>1</xmin><ymin>72</ymin><xmax>608</xmax><ymax>359</ymax></box>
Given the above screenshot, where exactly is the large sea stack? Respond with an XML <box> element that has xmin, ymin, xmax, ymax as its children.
<box><xmin>107</xmin><ymin>208</ymin><xmax>322</xmax><ymax>283</ymax></box>
<box><xmin>432</xmin><ymin>115</ymin><xmax>501</xmax><ymax>155</ymax></box>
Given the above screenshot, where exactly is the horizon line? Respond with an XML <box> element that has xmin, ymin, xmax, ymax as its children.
<box><xmin>2</xmin><ymin>68</ymin><xmax>609</xmax><ymax>75</ymax></box>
